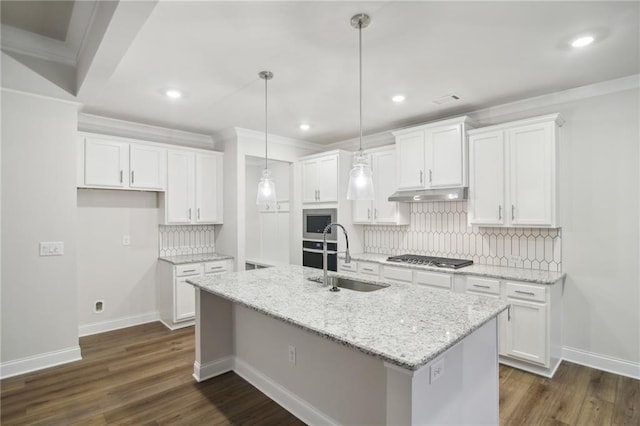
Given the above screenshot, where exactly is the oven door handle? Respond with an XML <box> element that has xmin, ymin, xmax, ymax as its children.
<box><xmin>303</xmin><ymin>248</ymin><xmax>337</xmax><ymax>255</ymax></box>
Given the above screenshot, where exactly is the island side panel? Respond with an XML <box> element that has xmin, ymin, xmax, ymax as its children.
<box><xmin>193</xmin><ymin>289</ymin><xmax>234</xmax><ymax>382</ymax></box>
<box><xmin>233</xmin><ymin>305</ymin><xmax>387</xmax><ymax>425</ymax></box>
<box><xmin>385</xmin><ymin>317</ymin><xmax>499</xmax><ymax>425</ymax></box>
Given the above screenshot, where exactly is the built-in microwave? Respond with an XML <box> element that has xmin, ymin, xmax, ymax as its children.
<box><xmin>303</xmin><ymin>208</ymin><xmax>337</xmax><ymax>241</ymax></box>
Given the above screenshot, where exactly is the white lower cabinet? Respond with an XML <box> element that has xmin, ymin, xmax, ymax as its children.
<box><xmin>158</xmin><ymin>259</ymin><xmax>233</xmax><ymax>329</ymax></box>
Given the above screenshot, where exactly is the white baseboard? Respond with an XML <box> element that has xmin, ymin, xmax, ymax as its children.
<box><xmin>0</xmin><ymin>346</ymin><xmax>82</xmax><ymax>379</ymax></box>
<box><xmin>234</xmin><ymin>357</ymin><xmax>337</xmax><ymax>426</ymax></box>
<box><xmin>193</xmin><ymin>356</ymin><xmax>234</xmax><ymax>382</ymax></box>
<box><xmin>78</xmin><ymin>311</ymin><xmax>160</xmax><ymax>337</ymax></box>
<box><xmin>159</xmin><ymin>319</ymin><xmax>194</xmax><ymax>331</ymax></box>
<box><xmin>563</xmin><ymin>346</ymin><xmax>640</xmax><ymax>380</ymax></box>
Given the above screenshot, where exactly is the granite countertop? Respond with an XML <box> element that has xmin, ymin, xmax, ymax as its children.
<box><xmin>342</xmin><ymin>253</ymin><xmax>565</xmax><ymax>285</ymax></box>
<box><xmin>187</xmin><ymin>265</ymin><xmax>508</xmax><ymax>371</ymax></box>
<box><xmin>158</xmin><ymin>252</ymin><xmax>234</xmax><ymax>265</ymax></box>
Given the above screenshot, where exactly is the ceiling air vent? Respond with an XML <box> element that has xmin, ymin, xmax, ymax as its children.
<box><xmin>432</xmin><ymin>94</ymin><xmax>461</xmax><ymax>105</ymax></box>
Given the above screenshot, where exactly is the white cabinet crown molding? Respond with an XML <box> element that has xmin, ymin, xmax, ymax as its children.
<box><xmin>391</xmin><ymin>115</ymin><xmax>476</xmax><ymax>136</ymax></box>
<box><xmin>467</xmin><ymin>113</ymin><xmax>564</xmax><ymax>135</ymax></box>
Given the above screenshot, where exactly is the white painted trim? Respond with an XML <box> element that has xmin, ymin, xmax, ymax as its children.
<box><xmin>214</xmin><ymin>127</ymin><xmax>324</xmax><ymax>152</ymax></box>
<box><xmin>324</xmin><ymin>130</ymin><xmax>395</xmax><ymax>151</ymax></box>
<box><xmin>78</xmin><ymin>311</ymin><xmax>160</xmax><ymax>337</ymax></box>
<box><xmin>159</xmin><ymin>319</ymin><xmax>195</xmax><ymax>331</ymax></box>
<box><xmin>78</xmin><ymin>113</ymin><xmax>214</xmax><ymax>149</ymax></box>
<box><xmin>468</xmin><ymin>113</ymin><xmax>564</xmax><ymax>135</ymax></box>
<box><xmin>0</xmin><ymin>346</ymin><xmax>82</xmax><ymax>379</ymax></box>
<box><xmin>562</xmin><ymin>346</ymin><xmax>640</xmax><ymax>380</ymax></box>
<box><xmin>471</xmin><ymin>74</ymin><xmax>639</xmax><ymax>123</ymax></box>
<box><xmin>0</xmin><ymin>87</ymin><xmax>81</xmax><ymax>106</ymax></box>
<box><xmin>0</xmin><ymin>24</ymin><xmax>77</xmax><ymax>66</ymax></box>
<box><xmin>234</xmin><ymin>357</ymin><xmax>338</xmax><ymax>426</ymax></box>
<box><xmin>391</xmin><ymin>115</ymin><xmax>476</xmax><ymax>136</ymax></box>
<box><xmin>192</xmin><ymin>356</ymin><xmax>234</xmax><ymax>382</ymax></box>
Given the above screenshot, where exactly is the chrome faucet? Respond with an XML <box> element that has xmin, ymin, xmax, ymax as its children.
<box><xmin>323</xmin><ymin>223</ymin><xmax>351</xmax><ymax>292</ymax></box>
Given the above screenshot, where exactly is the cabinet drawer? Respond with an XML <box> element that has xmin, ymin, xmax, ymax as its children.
<box><xmin>383</xmin><ymin>266</ymin><xmax>413</xmax><ymax>284</ymax></box>
<box><xmin>358</xmin><ymin>262</ymin><xmax>380</xmax><ymax>277</ymax></box>
<box><xmin>415</xmin><ymin>271</ymin><xmax>452</xmax><ymax>290</ymax></box>
<box><xmin>506</xmin><ymin>282</ymin><xmax>546</xmax><ymax>303</ymax></box>
<box><xmin>175</xmin><ymin>263</ymin><xmax>203</xmax><ymax>277</ymax></box>
<box><xmin>338</xmin><ymin>260</ymin><xmax>358</xmax><ymax>273</ymax></box>
<box><xmin>205</xmin><ymin>261</ymin><xmax>230</xmax><ymax>274</ymax></box>
<box><xmin>466</xmin><ymin>277</ymin><xmax>500</xmax><ymax>295</ymax></box>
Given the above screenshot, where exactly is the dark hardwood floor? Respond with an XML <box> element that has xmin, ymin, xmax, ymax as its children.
<box><xmin>1</xmin><ymin>322</ymin><xmax>638</xmax><ymax>425</ymax></box>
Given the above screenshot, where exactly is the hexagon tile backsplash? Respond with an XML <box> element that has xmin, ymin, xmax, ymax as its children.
<box><xmin>364</xmin><ymin>201</ymin><xmax>562</xmax><ymax>272</ymax></box>
<box><xmin>159</xmin><ymin>225</ymin><xmax>216</xmax><ymax>257</ymax></box>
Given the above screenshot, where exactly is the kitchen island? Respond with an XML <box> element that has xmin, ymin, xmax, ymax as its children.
<box><xmin>187</xmin><ymin>265</ymin><xmax>508</xmax><ymax>425</ymax></box>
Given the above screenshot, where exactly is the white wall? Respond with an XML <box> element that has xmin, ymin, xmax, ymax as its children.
<box><xmin>1</xmin><ymin>90</ymin><xmax>80</xmax><ymax>376</ymax></box>
<box><xmin>214</xmin><ymin>128</ymin><xmax>322</xmax><ymax>270</ymax></box>
<box><xmin>76</xmin><ymin>189</ymin><xmax>160</xmax><ymax>335</ymax></box>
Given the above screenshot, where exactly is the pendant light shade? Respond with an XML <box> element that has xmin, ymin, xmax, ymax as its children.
<box><xmin>346</xmin><ymin>13</ymin><xmax>374</xmax><ymax>201</ymax></box>
<box><xmin>256</xmin><ymin>71</ymin><xmax>277</xmax><ymax>206</ymax></box>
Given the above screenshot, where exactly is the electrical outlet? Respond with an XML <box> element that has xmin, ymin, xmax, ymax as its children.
<box><xmin>122</xmin><ymin>235</ymin><xmax>131</xmax><ymax>246</ymax></box>
<box><xmin>430</xmin><ymin>358</ymin><xmax>445</xmax><ymax>384</ymax></box>
<box><xmin>39</xmin><ymin>242</ymin><xmax>64</xmax><ymax>256</ymax></box>
<box><xmin>288</xmin><ymin>345</ymin><xmax>296</xmax><ymax>365</ymax></box>
<box><xmin>94</xmin><ymin>300</ymin><xmax>104</xmax><ymax>313</ymax></box>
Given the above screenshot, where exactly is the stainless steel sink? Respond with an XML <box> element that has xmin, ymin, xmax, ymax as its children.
<box><xmin>308</xmin><ymin>276</ymin><xmax>388</xmax><ymax>292</ymax></box>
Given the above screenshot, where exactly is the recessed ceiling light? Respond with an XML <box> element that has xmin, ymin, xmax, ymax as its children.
<box><xmin>165</xmin><ymin>89</ymin><xmax>182</xmax><ymax>99</ymax></box>
<box><xmin>299</xmin><ymin>123</ymin><xmax>310</xmax><ymax>131</ymax></box>
<box><xmin>571</xmin><ymin>35</ymin><xmax>595</xmax><ymax>48</ymax></box>
<box><xmin>392</xmin><ymin>94</ymin><xmax>406</xmax><ymax>103</ymax></box>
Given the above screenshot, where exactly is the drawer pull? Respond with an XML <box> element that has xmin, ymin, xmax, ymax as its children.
<box><xmin>473</xmin><ymin>284</ymin><xmax>491</xmax><ymax>289</ymax></box>
<box><xmin>209</xmin><ymin>266</ymin><xmax>223</xmax><ymax>270</ymax></box>
<box><xmin>183</xmin><ymin>269</ymin><xmax>196</xmax><ymax>273</ymax></box>
<box><xmin>515</xmin><ymin>290</ymin><xmax>536</xmax><ymax>296</ymax></box>
<box><xmin>362</xmin><ymin>268</ymin><xmax>374</xmax><ymax>272</ymax></box>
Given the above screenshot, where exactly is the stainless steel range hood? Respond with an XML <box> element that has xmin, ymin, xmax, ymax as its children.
<box><xmin>388</xmin><ymin>187</ymin><xmax>468</xmax><ymax>202</ymax></box>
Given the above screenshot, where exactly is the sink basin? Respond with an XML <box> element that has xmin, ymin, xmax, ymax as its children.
<box><xmin>308</xmin><ymin>276</ymin><xmax>388</xmax><ymax>292</ymax></box>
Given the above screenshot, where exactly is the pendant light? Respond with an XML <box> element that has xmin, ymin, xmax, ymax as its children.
<box><xmin>256</xmin><ymin>70</ymin><xmax>278</xmax><ymax>206</ymax></box>
<box><xmin>346</xmin><ymin>13</ymin><xmax>374</xmax><ymax>201</ymax></box>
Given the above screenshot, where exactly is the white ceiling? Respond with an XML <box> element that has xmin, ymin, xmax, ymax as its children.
<box><xmin>7</xmin><ymin>1</ymin><xmax>640</xmax><ymax>144</ymax></box>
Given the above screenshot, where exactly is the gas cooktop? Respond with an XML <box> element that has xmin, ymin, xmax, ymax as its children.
<box><xmin>386</xmin><ymin>254</ymin><xmax>473</xmax><ymax>269</ymax></box>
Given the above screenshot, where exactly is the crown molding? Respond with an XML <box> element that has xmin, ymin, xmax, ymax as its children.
<box><xmin>1</xmin><ymin>87</ymin><xmax>81</xmax><ymax>106</ymax></box>
<box><xmin>214</xmin><ymin>127</ymin><xmax>325</xmax><ymax>152</ymax></box>
<box><xmin>323</xmin><ymin>130</ymin><xmax>395</xmax><ymax>152</ymax></box>
<box><xmin>1</xmin><ymin>25</ymin><xmax>77</xmax><ymax>66</ymax></box>
<box><xmin>470</xmin><ymin>74</ymin><xmax>639</xmax><ymax>123</ymax></box>
<box><xmin>78</xmin><ymin>113</ymin><xmax>214</xmax><ymax>149</ymax></box>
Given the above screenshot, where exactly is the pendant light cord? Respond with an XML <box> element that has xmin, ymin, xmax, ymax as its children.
<box><xmin>358</xmin><ymin>18</ymin><xmax>363</xmax><ymax>153</ymax></box>
<box><xmin>264</xmin><ymin>75</ymin><xmax>268</xmax><ymax>170</ymax></box>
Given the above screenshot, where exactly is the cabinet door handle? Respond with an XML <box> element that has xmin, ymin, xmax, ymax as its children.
<box><xmin>317</xmin><ymin>189</ymin><xmax>320</xmax><ymax>201</ymax></box>
<box><xmin>508</xmin><ymin>306</ymin><xmax>511</xmax><ymax>321</ymax></box>
<box><xmin>197</xmin><ymin>208</ymin><xmax>200</xmax><ymax>219</ymax></box>
<box><xmin>362</xmin><ymin>268</ymin><xmax>374</xmax><ymax>272</ymax></box>
<box><xmin>374</xmin><ymin>209</ymin><xmax>378</xmax><ymax>219</ymax></box>
<box><xmin>512</xmin><ymin>205</ymin><xmax>515</xmax><ymax>221</ymax></box>
<box><xmin>188</xmin><ymin>208</ymin><xmax>192</xmax><ymax>219</ymax></box>
<box><xmin>183</xmin><ymin>269</ymin><xmax>196</xmax><ymax>273</ymax></box>
<box><xmin>277</xmin><ymin>203</ymin><xmax>281</xmax><ymax>210</ymax></box>
<box><xmin>131</xmin><ymin>170</ymin><xmax>134</xmax><ymax>184</ymax></box>
<box><xmin>419</xmin><ymin>170</ymin><xmax>423</xmax><ymax>184</ymax></box>
<box><xmin>515</xmin><ymin>290</ymin><xmax>536</xmax><ymax>296</ymax></box>
<box><xmin>429</xmin><ymin>169</ymin><xmax>433</xmax><ymax>183</ymax></box>
<box><xmin>498</xmin><ymin>205</ymin><xmax>502</xmax><ymax>220</ymax></box>
<box><xmin>209</xmin><ymin>266</ymin><xmax>224</xmax><ymax>270</ymax></box>
<box><xmin>473</xmin><ymin>284</ymin><xmax>491</xmax><ymax>289</ymax></box>
<box><xmin>120</xmin><ymin>170</ymin><xmax>123</xmax><ymax>183</ymax></box>
<box><xmin>367</xmin><ymin>208</ymin><xmax>371</xmax><ymax>219</ymax></box>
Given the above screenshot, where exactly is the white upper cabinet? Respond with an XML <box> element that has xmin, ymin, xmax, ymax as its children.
<box><xmin>164</xmin><ymin>149</ymin><xmax>223</xmax><ymax>225</ymax></box>
<box><xmin>80</xmin><ymin>135</ymin><xmax>166</xmax><ymax>191</ymax></box>
<box><xmin>129</xmin><ymin>144</ymin><xmax>165</xmax><ymax>190</ymax></box>
<box><xmin>301</xmin><ymin>153</ymin><xmax>338</xmax><ymax>204</ymax></box>
<box><xmin>393</xmin><ymin>116</ymin><xmax>474</xmax><ymax>191</ymax></box>
<box><xmin>353</xmin><ymin>147</ymin><xmax>409</xmax><ymax>225</ymax></box>
<box><xmin>395</xmin><ymin>132</ymin><xmax>425</xmax><ymax>189</ymax></box>
<box><xmin>468</xmin><ymin>114</ymin><xmax>562</xmax><ymax>228</ymax></box>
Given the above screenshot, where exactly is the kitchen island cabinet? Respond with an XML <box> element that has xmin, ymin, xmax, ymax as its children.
<box><xmin>187</xmin><ymin>265</ymin><xmax>507</xmax><ymax>425</ymax></box>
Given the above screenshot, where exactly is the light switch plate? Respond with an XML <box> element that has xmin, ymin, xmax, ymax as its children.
<box><xmin>39</xmin><ymin>242</ymin><xmax>64</xmax><ymax>256</ymax></box>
